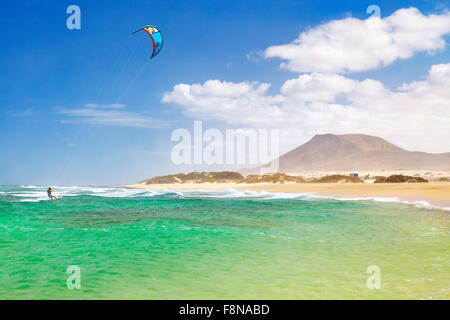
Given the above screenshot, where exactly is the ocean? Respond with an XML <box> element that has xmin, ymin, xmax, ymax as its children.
<box><xmin>0</xmin><ymin>185</ymin><xmax>448</xmax><ymax>299</ymax></box>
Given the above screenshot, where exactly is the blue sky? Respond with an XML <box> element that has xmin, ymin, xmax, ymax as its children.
<box><xmin>1</xmin><ymin>0</ymin><xmax>450</xmax><ymax>186</ymax></box>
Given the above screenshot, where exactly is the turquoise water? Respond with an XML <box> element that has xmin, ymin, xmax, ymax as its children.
<box><xmin>0</xmin><ymin>185</ymin><xmax>448</xmax><ymax>299</ymax></box>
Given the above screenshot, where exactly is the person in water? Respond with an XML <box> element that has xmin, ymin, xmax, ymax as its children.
<box><xmin>47</xmin><ymin>187</ymin><xmax>58</xmax><ymax>200</ymax></box>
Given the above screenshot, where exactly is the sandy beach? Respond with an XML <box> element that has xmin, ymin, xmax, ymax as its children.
<box><xmin>126</xmin><ymin>182</ymin><xmax>450</xmax><ymax>210</ymax></box>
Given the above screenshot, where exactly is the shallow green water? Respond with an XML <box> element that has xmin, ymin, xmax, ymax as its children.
<box><xmin>0</xmin><ymin>186</ymin><xmax>448</xmax><ymax>299</ymax></box>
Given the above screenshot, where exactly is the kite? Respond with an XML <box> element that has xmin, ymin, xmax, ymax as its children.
<box><xmin>132</xmin><ymin>25</ymin><xmax>163</xmax><ymax>59</ymax></box>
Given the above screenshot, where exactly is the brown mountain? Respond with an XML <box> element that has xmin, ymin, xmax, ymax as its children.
<box><xmin>243</xmin><ymin>134</ymin><xmax>450</xmax><ymax>173</ymax></box>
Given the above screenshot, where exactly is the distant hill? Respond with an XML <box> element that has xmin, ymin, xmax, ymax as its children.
<box><xmin>242</xmin><ymin>134</ymin><xmax>450</xmax><ymax>174</ymax></box>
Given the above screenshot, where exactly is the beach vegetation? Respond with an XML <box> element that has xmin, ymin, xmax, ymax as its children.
<box><xmin>373</xmin><ymin>175</ymin><xmax>428</xmax><ymax>183</ymax></box>
<box><xmin>310</xmin><ymin>175</ymin><xmax>364</xmax><ymax>183</ymax></box>
<box><xmin>140</xmin><ymin>171</ymin><xmax>244</xmax><ymax>184</ymax></box>
<box><xmin>238</xmin><ymin>173</ymin><xmax>306</xmax><ymax>184</ymax></box>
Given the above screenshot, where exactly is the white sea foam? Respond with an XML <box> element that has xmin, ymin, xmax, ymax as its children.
<box><xmin>2</xmin><ymin>185</ymin><xmax>449</xmax><ymax>212</ymax></box>
<box><xmin>301</xmin><ymin>194</ymin><xmax>450</xmax><ymax>212</ymax></box>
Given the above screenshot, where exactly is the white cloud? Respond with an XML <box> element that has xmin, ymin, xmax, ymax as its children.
<box><xmin>264</xmin><ymin>7</ymin><xmax>450</xmax><ymax>73</ymax></box>
<box><xmin>84</xmin><ymin>103</ymin><xmax>126</xmax><ymax>109</ymax></box>
<box><xmin>5</xmin><ymin>108</ymin><xmax>37</xmax><ymax>117</ymax></box>
<box><xmin>162</xmin><ymin>64</ymin><xmax>450</xmax><ymax>153</ymax></box>
<box><xmin>162</xmin><ymin>80</ymin><xmax>285</xmax><ymax>125</ymax></box>
<box><xmin>246</xmin><ymin>50</ymin><xmax>265</xmax><ymax>62</ymax></box>
<box><xmin>58</xmin><ymin>104</ymin><xmax>169</xmax><ymax>128</ymax></box>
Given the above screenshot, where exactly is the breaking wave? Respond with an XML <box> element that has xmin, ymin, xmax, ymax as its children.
<box><xmin>1</xmin><ymin>185</ymin><xmax>449</xmax><ymax>211</ymax></box>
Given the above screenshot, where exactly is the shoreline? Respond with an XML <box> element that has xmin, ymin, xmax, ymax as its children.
<box><xmin>126</xmin><ymin>182</ymin><xmax>450</xmax><ymax>211</ymax></box>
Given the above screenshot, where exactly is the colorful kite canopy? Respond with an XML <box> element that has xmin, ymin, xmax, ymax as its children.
<box><xmin>132</xmin><ymin>25</ymin><xmax>163</xmax><ymax>59</ymax></box>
